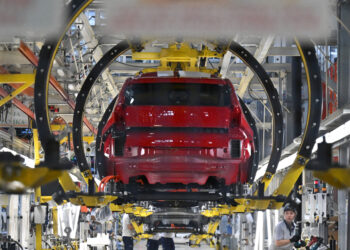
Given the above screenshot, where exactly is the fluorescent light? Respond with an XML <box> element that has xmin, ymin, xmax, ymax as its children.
<box><xmin>255</xmin><ymin>120</ymin><xmax>350</xmax><ymax>180</ymax></box>
<box><xmin>314</xmin><ymin>120</ymin><xmax>350</xmax><ymax>150</ymax></box>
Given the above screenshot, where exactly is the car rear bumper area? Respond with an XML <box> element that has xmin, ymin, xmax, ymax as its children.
<box><xmin>107</xmin><ymin>155</ymin><xmax>244</xmax><ymax>185</ymax></box>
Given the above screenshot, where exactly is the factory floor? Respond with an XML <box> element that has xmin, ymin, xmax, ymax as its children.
<box><xmin>133</xmin><ymin>239</ymin><xmax>214</xmax><ymax>249</ymax></box>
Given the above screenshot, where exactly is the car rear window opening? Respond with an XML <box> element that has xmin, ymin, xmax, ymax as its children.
<box><xmin>124</xmin><ymin>83</ymin><xmax>231</xmax><ymax>106</ymax></box>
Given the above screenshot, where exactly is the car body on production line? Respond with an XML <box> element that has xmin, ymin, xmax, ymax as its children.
<box><xmin>101</xmin><ymin>73</ymin><xmax>255</xmax><ymax>188</ymax></box>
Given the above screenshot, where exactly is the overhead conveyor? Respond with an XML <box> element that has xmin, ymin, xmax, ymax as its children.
<box><xmin>0</xmin><ymin>0</ymin><xmax>327</xmax><ymax>248</ymax></box>
<box><xmin>33</xmin><ymin>0</ymin><xmax>322</xmax><ymax>216</ymax></box>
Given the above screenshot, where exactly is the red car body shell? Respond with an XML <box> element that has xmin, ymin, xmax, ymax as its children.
<box><xmin>102</xmin><ymin>75</ymin><xmax>255</xmax><ymax>185</ymax></box>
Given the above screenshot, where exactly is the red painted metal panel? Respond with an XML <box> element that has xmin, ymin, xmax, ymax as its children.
<box><xmin>103</xmin><ymin>76</ymin><xmax>255</xmax><ymax>185</ymax></box>
<box><xmin>125</xmin><ymin>106</ymin><xmax>231</xmax><ymax>128</ymax></box>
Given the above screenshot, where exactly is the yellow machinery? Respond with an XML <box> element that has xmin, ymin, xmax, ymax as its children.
<box><xmin>0</xmin><ymin>0</ymin><xmax>347</xmax><ymax>248</ymax></box>
<box><xmin>0</xmin><ymin>73</ymin><xmax>35</xmax><ymax>108</ymax></box>
<box><xmin>133</xmin><ymin>42</ymin><xmax>222</xmax><ymax>75</ymax></box>
<box><xmin>0</xmin><ymin>38</ymin><xmax>342</xmax><ymax>247</ymax></box>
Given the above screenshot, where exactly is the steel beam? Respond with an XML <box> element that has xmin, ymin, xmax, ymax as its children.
<box><xmin>0</xmin><ymin>51</ymin><xmax>31</xmax><ymax>65</ymax></box>
<box><xmin>18</xmin><ymin>41</ymin><xmax>97</xmax><ymax>134</ymax></box>
<box><xmin>338</xmin><ymin>137</ymin><xmax>350</xmax><ymax>250</ymax></box>
<box><xmin>0</xmin><ymin>73</ymin><xmax>35</xmax><ymax>84</ymax></box>
<box><xmin>285</xmin><ymin>57</ymin><xmax>302</xmax><ymax>145</ymax></box>
<box><xmin>109</xmin><ymin>62</ymin><xmax>291</xmax><ymax>75</ymax></box>
<box><xmin>0</xmin><ymin>66</ymin><xmax>34</xmax><ymax>97</ymax></box>
<box><xmin>77</xmin><ymin>13</ymin><xmax>117</xmax><ymax>99</ymax></box>
<box><xmin>0</xmin><ymin>129</ymin><xmax>31</xmax><ymax>156</ymax></box>
<box><xmin>20</xmin><ymin>194</ymin><xmax>31</xmax><ymax>250</ymax></box>
<box><xmin>8</xmin><ymin>195</ymin><xmax>19</xmax><ymax>243</ymax></box>
<box><xmin>0</xmin><ymin>87</ymin><xmax>35</xmax><ymax>119</ymax></box>
<box><xmin>220</xmin><ymin>51</ymin><xmax>234</xmax><ymax>78</ymax></box>
<box><xmin>268</xmin><ymin>47</ymin><xmax>299</xmax><ymax>56</ymax></box>
<box><xmin>0</xmin><ymin>80</ymin><xmax>34</xmax><ymax>108</ymax></box>
<box><xmin>338</xmin><ymin>1</ymin><xmax>350</xmax><ymax>109</ymax></box>
<box><xmin>337</xmin><ymin>3</ymin><xmax>350</xmax><ymax>248</ymax></box>
<box><xmin>237</xmin><ymin>36</ymin><xmax>275</xmax><ymax>97</ymax></box>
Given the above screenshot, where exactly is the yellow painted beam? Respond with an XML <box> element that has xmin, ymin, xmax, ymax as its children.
<box><xmin>131</xmin><ymin>220</ymin><xmax>143</xmax><ymax>235</ymax></box>
<box><xmin>109</xmin><ymin>203</ymin><xmax>153</xmax><ymax>217</ymax></box>
<box><xmin>258</xmin><ymin>171</ymin><xmax>274</xmax><ymax>193</ymax></box>
<box><xmin>35</xmin><ymin>187</ymin><xmax>42</xmax><ymax>250</ymax></box>
<box><xmin>273</xmin><ymin>155</ymin><xmax>308</xmax><ymax>197</ymax></box>
<box><xmin>35</xmin><ymin>224</ymin><xmax>42</xmax><ymax>250</ymax></box>
<box><xmin>132</xmin><ymin>43</ymin><xmax>222</xmax><ymax>73</ymax></box>
<box><xmin>0</xmin><ymin>162</ymin><xmax>63</xmax><ymax>190</ymax></box>
<box><xmin>33</xmin><ymin>129</ymin><xmax>41</xmax><ymax>165</ymax></box>
<box><xmin>40</xmin><ymin>196</ymin><xmax>54</xmax><ymax>204</ymax></box>
<box><xmin>52</xmin><ymin>207</ymin><xmax>58</xmax><ymax>236</ymax></box>
<box><xmin>69</xmin><ymin>194</ymin><xmax>117</xmax><ymax>207</ymax></box>
<box><xmin>0</xmin><ymin>80</ymin><xmax>34</xmax><ymax>107</ymax></box>
<box><xmin>132</xmin><ymin>52</ymin><xmax>161</xmax><ymax>60</ymax></box>
<box><xmin>50</xmin><ymin>124</ymin><xmax>68</xmax><ymax>131</ymax></box>
<box><xmin>189</xmin><ymin>220</ymin><xmax>220</xmax><ymax>246</ymax></box>
<box><xmin>313</xmin><ymin>168</ymin><xmax>350</xmax><ymax>189</ymax></box>
<box><xmin>58</xmin><ymin>171</ymin><xmax>81</xmax><ymax>193</ymax></box>
<box><xmin>60</xmin><ymin>135</ymin><xmax>94</xmax><ymax>145</ymax></box>
<box><xmin>207</xmin><ymin>220</ymin><xmax>220</xmax><ymax>235</ymax></box>
<box><xmin>0</xmin><ymin>73</ymin><xmax>35</xmax><ymax>84</ymax></box>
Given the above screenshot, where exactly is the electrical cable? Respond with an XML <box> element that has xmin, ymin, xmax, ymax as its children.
<box><xmin>11</xmin><ymin>239</ymin><xmax>23</xmax><ymax>250</ymax></box>
<box><xmin>114</xmin><ymin>60</ymin><xmax>160</xmax><ymax>68</ymax></box>
<box><xmin>42</xmin><ymin>240</ymin><xmax>52</xmax><ymax>249</ymax></box>
<box><xmin>310</xmin><ymin>39</ymin><xmax>334</xmax><ymax>66</ymax></box>
<box><xmin>335</xmin><ymin>15</ymin><xmax>350</xmax><ymax>37</ymax></box>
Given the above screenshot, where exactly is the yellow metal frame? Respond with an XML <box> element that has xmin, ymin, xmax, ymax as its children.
<box><xmin>110</xmin><ymin>203</ymin><xmax>153</xmax><ymax>217</ymax></box>
<box><xmin>52</xmin><ymin>207</ymin><xmax>58</xmax><ymax>236</ymax></box>
<box><xmin>0</xmin><ymin>73</ymin><xmax>35</xmax><ymax>83</ymax></box>
<box><xmin>0</xmin><ymin>162</ymin><xmax>64</xmax><ymax>190</ymax></box>
<box><xmin>35</xmin><ymin>187</ymin><xmax>43</xmax><ymax>250</ymax></box>
<box><xmin>13</xmin><ymin>23</ymin><xmax>326</xmax><ymax>246</ymax></box>
<box><xmin>262</xmin><ymin>40</ymin><xmax>314</xmax><ymax>198</ymax></box>
<box><xmin>313</xmin><ymin>168</ymin><xmax>350</xmax><ymax>189</ymax></box>
<box><xmin>33</xmin><ymin>128</ymin><xmax>42</xmax><ymax>165</ymax></box>
<box><xmin>189</xmin><ymin>220</ymin><xmax>220</xmax><ymax>247</ymax></box>
<box><xmin>69</xmin><ymin>194</ymin><xmax>117</xmax><ymax>207</ymax></box>
<box><xmin>58</xmin><ymin>171</ymin><xmax>81</xmax><ymax>193</ymax></box>
<box><xmin>57</xmin><ymin>168</ymin><xmax>118</xmax><ymax>207</ymax></box>
<box><xmin>59</xmin><ymin>135</ymin><xmax>94</xmax><ymax>145</ymax></box>
<box><xmin>272</xmin><ymin>155</ymin><xmax>309</xmax><ymax>197</ymax></box>
<box><xmin>132</xmin><ymin>43</ymin><xmax>222</xmax><ymax>74</ymax></box>
<box><xmin>201</xmin><ymin>198</ymin><xmax>284</xmax><ymax>218</ymax></box>
<box><xmin>0</xmin><ymin>73</ymin><xmax>35</xmax><ymax>107</ymax></box>
<box><xmin>130</xmin><ymin>220</ymin><xmax>153</xmax><ymax>240</ymax></box>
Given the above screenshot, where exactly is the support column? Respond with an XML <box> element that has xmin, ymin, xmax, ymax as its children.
<box><xmin>35</xmin><ymin>188</ymin><xmax>42</xmax><ymax>250</ymax></box>
<box><xmin>337</xmin><ymin>1</ymin><xmax>350</xmax><ymax>250</ymax></box>
<box><xmin>337</xmin><ymin>1</ymin><xmax>350</xmax><ymax>108</ymax></box>
<box><xmin>286</xmin><ymin>56</ymin><xmax>302</xmax><ymax>228</ymax></box>
<box><xmin>338</xmin><ymin>144</ymin><xmax>350</xmax><ymax>250</ymax></box>
<box><xmin>8</xmin><ymin>195</ymin><xmax>19</xmax><ymax>242</ymax></box>
<box><xmin>285</xmin><ymin>57</ymin><xmax>302</xmax><ymax>145</ymax></box>
<box><xmin>20</xmin><ymin>194</ymin><xmax>31</xmax><ymax>249</ymax></box>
